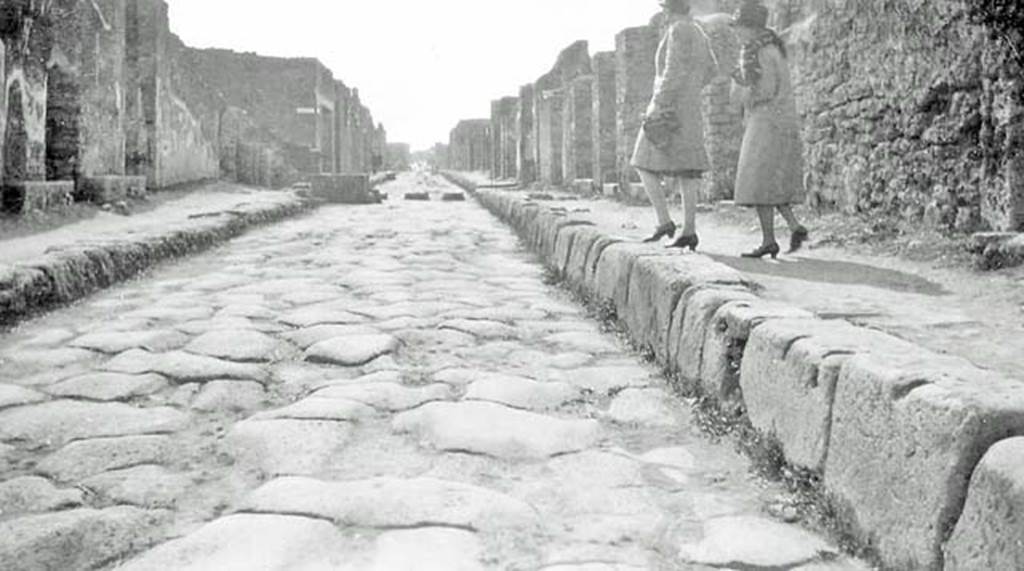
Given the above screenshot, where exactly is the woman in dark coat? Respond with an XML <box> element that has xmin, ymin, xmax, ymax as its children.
<box><xmin>731</xmin><ymin>0</ymin><xmax>809</xmax><ymax>258</ymax></box>
<box><xmin>630</xmin><ymin>0</ymin><xmax>718</xmax><ymax>250</ymax></box>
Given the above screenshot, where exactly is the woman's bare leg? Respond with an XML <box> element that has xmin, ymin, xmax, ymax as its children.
<box><xmin>678</xmin><ymin>177</ymin><xmax>700</xmax><ymax>236</ymax></box>
<box><xmin>638</xmin><ymin>170</ymin><xmax>673</xmax><ymax>226</ymax></box>
<box><xmin>756</xmin><ymin>206</ymin><xmax>776</xmax><ymax>245</ymax></box>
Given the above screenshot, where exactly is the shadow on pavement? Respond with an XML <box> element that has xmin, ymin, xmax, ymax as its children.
<box><xmin>707</xmin><ymin>254</ymin><xmax>949</xmax><ymax>296</ymax></box>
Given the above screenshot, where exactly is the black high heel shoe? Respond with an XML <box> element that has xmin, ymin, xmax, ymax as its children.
<box><xmin>668</xmin><ymin>233</ymin><xmax>699</xmax><ymax>252</ymax></box>
<box><xmin>789</xmin><ymin>226</ymin><xmax>809</xmax><ymax>253</ymax></box>
<box><xmin>643</xmin><ymin>221</ymin><xmax>677</xmax><ymax>243</ymax></box>
<box><xmin>741</xmin><ymin>242</ymin><xmax>780</xmax><ymax>260</ymax></box>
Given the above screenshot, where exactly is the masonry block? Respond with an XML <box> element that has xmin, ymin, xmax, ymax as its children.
<box><xmin>552</xmin><ymin>223</ymin><xmax>597</xmax><ymax>277</ymax></box>
<box><xmin>563</xmin><ymin>76</ymin><xmax>594</xmax><ymax>185</ymax></box>
<box><xmin>825</xmin><ymin>351</ymin><xmax>1024</xmax><ymax>570</ymax></box>
<box><xmin>77</xmin><ymin>176</ymin><xmax>148</xmax><ymax>204</ymax></box>
<box><xmin>944</xmin><ymin>437</ymin><xmax>1024</xmax><ymax>570</ymax></box>
<box><xmin>740</xmin><ymin>318</ymin><xmax>920</xmax><ymax>472</ymax></box>
<box><xmin>563</xmin><ymin>226</ymin><xmax>605</xmax><ymax>288</ymax></box>
<box><xmin>2</xmin><ymin>182</ymin><xmax>74</xmax><ymax>214</ymax></box>
<box><xmin>582</xmin><ymin>235</ymin><xmax>622</xmax><ymax>298</ymax></box>
<box><xmin>668</xmin><ymin>287</ymin><xmax>757</xmax><ymax>388</ymax></box>
<box><xmin>537</xmin><ymin>88</ymin><xmax>565</xmax><ymax>186</ymax></box>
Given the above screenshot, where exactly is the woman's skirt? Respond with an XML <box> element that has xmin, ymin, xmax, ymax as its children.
<box><xmin>734</xmin><ymin>111</ymin><xmax>805</xmax><ymax>206</ymax></box>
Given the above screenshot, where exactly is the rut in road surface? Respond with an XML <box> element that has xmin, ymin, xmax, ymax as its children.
<box><xmin>0</xmin><ymin>173</ymin><xmax>867</xmax><ymax>570</ymax></box>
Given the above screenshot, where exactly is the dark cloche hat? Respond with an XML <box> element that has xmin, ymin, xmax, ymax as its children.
<box><xmin>732</xmin><ymin>0</ymin><xmax>769</xmax><ymax>28</ymax></box>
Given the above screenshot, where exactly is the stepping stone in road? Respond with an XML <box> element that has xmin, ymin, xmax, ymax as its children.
<box><xmin>184</xmin><ymin>329</ymin><xmax>290</xmax><ymax>363</ymax></box>
<box><xmin>305</xmin><ymin>334</ymin><xmax>400</xmax><ymax>367</ymax></box>
<box><xmin>0</xmin><ymin>401</ymin><xmax>186</xmax><ymax>449</ymax></box>
<box><xmin>312</xmin><ymin>382</ymin><xmax>452</xmax><ymax>412</ymax></box>
<box><xmin>69</xmin><ymin>330</ymin><xmax>190</xmax><ymax>354</ymax></box>
<box><xmin>38</xmin><ymin>435</ymin><xmax>177</xmax><ymax>481</ymax></box>
<box><xmin>677</xmin><ymin>515</ymin><xmax>841</xmax><ymax>569</ymax></box>
<box><xmin>393</xmin><ymin>401</ymin><xmax>601</xmax><ymax>460</ymax></box>
<box><xmin>228</xmin><ymin>419</ymin><xmax>353</xmax><ymax>477</ymax></box>
<box><xmin>441</xmin><ymin>192</ymin><xmax>466</xmax><ymax>202</ymax></box>
<box><xmin>405</xmin><ymin>192</ymin><xmax>431</xmax><ymax>200</ymax></box>
<box><xmin>241</xmin><ymin>476</ymin><xmax>539</xmax><ymax>531</ymax></box>
<box><xmin>104</xmin><ymin>349</ymin><xmax>268</xmax><ymax>384</ymax></box>
<box><xmin>0</xmin><ymin>384</ymin><xmax>46</xmax><ymax>410</ymax></box>
<box><xmin>115</xmin><ymin>514</ymin><xmax>353</xmax><ymax>571</ymax></box>
<box><xmin>80</xmin><ymin>465</ymin><xmax>194</xmax><ymax>509</ymax></box>
<box><xmin>0</xmin><ymin>507</ymin><xmax>164</xmax><ymax>571</ymax></box>
<box><xmin>46</xmin><ymin>373</ymin><xmax>167</xmax><ymax>402</ymax></box>
<box><xmin>0</xmin><ymin>476</ymin><xmax>84</xmax><ymax>515</ymax></box>
<box><xmin>465</xmin><ymin>375</ymin><xmax>580</xmax><ymax>411</ymax></box>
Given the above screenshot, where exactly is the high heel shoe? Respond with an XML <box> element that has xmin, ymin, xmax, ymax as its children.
<box><xmin>789</xmin><ymin>226</ymin><xmax>809</xmax><ymax>253</ymax></box>
<box><xmin>741</xmin><ymin>242</ymin><xmax>780</xmax><ymax>259</ymax></box>
<box><xmin>668</xmin><ymin>233</ymin><xmax>699</xmax><ymax>252</ymax></box>
<box><xmin>643</xmin><ymin>221</ymin><xmax>676</xmax><ymax>243</ymax></box>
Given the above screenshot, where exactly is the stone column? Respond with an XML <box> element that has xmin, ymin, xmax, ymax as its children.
<box><xmin>517</xmin><ymin>84</ymin><xmax>536</xmax><ymax>184</ymax></box>
<box><xmin>615</xmin><ymin>25</ymin><xmax>658</xmax><ymax>187</ymax></box>
<box><xmin>538</xmin><ymin>88</ymin><xmax>565</xmax><ymax>186</ymax></box>
<box><xmin>562</xmin><ymin>75</ymin><xmax>594</xmax><ymax>187</ymax></box>
<box><xmin>489</xmin><ymin>99</ymin><xmax>502</xmax><ymax>179</ymax></box>
<box><xmin>499</xmin><ymin>96</ymin><xmax>518</xmax><ymax>180</ymax></box>
<box><xmin>591</xmin><ymin>52</ymin><xmax>618</xmax><ymax>188</ymax></box>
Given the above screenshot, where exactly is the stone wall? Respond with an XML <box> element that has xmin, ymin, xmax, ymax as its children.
<box><xmin>448</xmin><ymin>119</ymin><xmax>490</xmax><ymax>172</ymax></box>
<box><xmin>790</xmin><ymin>0</ymin><xmax>1024</xmax><ymax>232</ymax></box>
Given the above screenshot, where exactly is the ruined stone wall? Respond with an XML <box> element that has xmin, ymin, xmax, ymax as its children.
<box><xmin>563</xmin><ymin>75</ymin><xmax>594</xmax><ymax>184</ymax></box>
<box><xmin>591</xmin><ymin>52</ymin><xmax>617</xmax><ymax>187</ymax></box>
<box><xmin>449</xmin><ymin>119</ymin><xmax>490</xmax><ymax>172</ymax></box>
<box><xmin>791</xmin><ymin>0</ymin><xmax>1024</xmax><ymax>232</ymax></box>
<box><xmin>490</xmin><ymin>96</ymin><xmax>517</xmax><ymax>180</ymax></box>
<box><xmin>516</xmin><ymin>84</ymin><xmax>536</xmax><ymax>183</ymax></box>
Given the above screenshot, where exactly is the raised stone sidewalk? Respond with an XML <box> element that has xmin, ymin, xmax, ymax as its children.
<box><xmin>449</xmin><ymin>172</ymin><xmax>1024</xmax><ymax>570</ymax></box>
<box><xmin>0</xmin><ymin>183</ymin><xmax>312</xmax><ymax>326</ymax></box>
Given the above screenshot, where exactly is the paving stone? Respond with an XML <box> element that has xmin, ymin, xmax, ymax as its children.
<box><xmin>38</xmin><ymin>435</ymin><xmax>176</xmax><ymax>481</ymax></box>
<box><xmin>0</xmin><ymin>476</ymin><xmax>84</xmax><ymax>515</ymax></box>
<box><xmin>279</xmin><ymin>307</ymin><xmax>367</xmax><ymax>327</ymax></box>
<box><xmin>432</xmin><ymin>368</ymin><xmax>524</xmax><ymax>387</ymax></box>
<box><xmin>606</xmin><ymin>388</ymin><xmax>682</xmax><ymax>427</ymax></box>
<box><xmin>175</xmin><ymin>317</ymin><xmax>265</xmax><ymax>335</ymax></box>
<box><xmin>216</xmin><ymin>304</ymin><xmax>275</xmax><ymax>318</ymax></box>
<box><xmin>305</xmin><ymin>334</ymin><xmax>400</xmax><ymax>366</ymax></box>
<box><xmin>393</xmin><ymin>401</ymin><xmax>601</xmax><ymax>459</ymax></box>
<box><xmin>281</xmin><ymin>289</ymin><xmax>348</xmax><ymax>306</ymax></box>
<box><xmin>359</xmin><ymin>301</ymin><xmax>467</xmax><ymax>320</ymax></box>
<box><xmin>551</xmin><ymin>366</ymin><xmax>654</xmax><ymax>394</ymax></box>
<box><xmin>19</xmin><ymin>328</ymin><xmax>76</xmax><ymax>347</ymax></box>
<box><xmin>124</xmin><ymin>305</ymin><xmax>215</xmax><ymax>322</ymax></box>
<box><xmin>229</xmin><ymin>419</ymin><xmax>353</xmax><ymax>476</ymax></box>
<box><xmin>242</xmin><ymin>476</ymin><xmax>539</xmax><ymax>531</ymax></box>
<box><xmin>191</xmin><ymin>380</ymin><xmax>266</xmax><ymax>413</ymax></box>
<box><xmin>637</xmin><ymin>447</ymin><xmax>697</xmax><ymax>472</ymax></box>
<box><xmin>0</xmin><ymin>401</ymin><xmax>187</xmax><ymax>449</ymax></box>
<box><xmin>543</xmin><ymin>331</ymin><xmax>619</xmax><ymax>354</ymax></box>
<box><xmin>116</xmin><ymin>514</ymin><xmax>353</xmax><ymax>571</ymax></box>
<box><xmin>945</xmin><ymin>437</ymin><xmax>1024</xmax><ymax>569</ymax></box>
<box><xmin>678</xmin><ymin>516</ymin><xmax>837</xmax><ymax>568</ymax></box>
<box><xmin>313</xmin><ymin>382</ymin><xmax>452</xmax><ymax>411</ymax></box>
<box><xmin>80</xmin><ymin>465</ymin><xmax>194</xmax><ymax>509</ymax></box>
<box><xmin>532</xmin><ymin>451</ymin><xmax>651</xmax><ymax>516</ymax></box>
<box><xmin>185</xmin><ymin>329</ymin><xmax>290</xmax><ymax>362</ymax></box>
<box><xmin>70</xmin><ymin>329</ymin><xmax>190</xmax><ymax>354</ymax></box>
<box><xmin>0</xmin><ymin>508</ymin><xmax>164</xmax><ymax>571</ymax></box>
<box><xmin>508</xmin><ymin>349</ymin><xmax>593</xmax><ymax>370</ymax></box>
<box><xmin>0</xmin><ymin>347</ymin><xmax>99</xmax><ymax>378</ymax></box>
<box><xmin>0</xmin><ymin>443</ymin><xmax>14</xmax><ymax>470</ymax></box>
<box><xmin>396</xmin><ymin>328</ymin><xmax>477</xmax><ymax>350</ymax></box>
<box><xmin>371</xmin><ymin>528</ymin><xmax>484</xmax><ymax>570</ymax></box>
<box><xmin>439</xmin><ymin>318</ymin><xmax>519</xmax><ymax>339</ymax></box>
<box><xmin>0</xmin><ymin>384</ymin><xmax>46</xmax><ymax>410</ymax></box>
<box><xmin>104</xmin><ymin>349</ymin><xmax>268</xmax><ymax>383</ymax></box>
<box><xmin>283</xmin><ymin>324</ymin><xmax>380</xmax><ymax>349</ymax></box>
<box><xmin>46</xmin><ymin>373</ymin><xmax>167</xmax><ymax>401</ymax></box>
<box><xmin>254</xmin><ymin>397</ymin><xmax>376</xmax><ymax>422</ymax></box>
<box><xmin>465</xmin><ymin>375</ymin><xmax>580</xmax><ymax>411</ymax></box>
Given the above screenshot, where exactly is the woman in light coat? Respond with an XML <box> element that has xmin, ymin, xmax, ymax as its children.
<box><xmin>731</xmin><ymin>0</ymin><xmax>809</xmax><ymax>258</ymax></box>
<box><xmin>630</xmin><ymin>0</ymin><xmax>717</xmax><ymax>250</ymax></box>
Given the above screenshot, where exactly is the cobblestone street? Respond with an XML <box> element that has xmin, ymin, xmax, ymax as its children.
<box><xmin>0</xmin><ymin>174</ymin><xmax>867</xmax><ymax>570</ymax></box>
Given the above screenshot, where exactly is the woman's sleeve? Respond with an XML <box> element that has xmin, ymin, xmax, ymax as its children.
<box><xmin>650</xmin><ymin>23</ymin><xmax>696</xmax><ymax>114</ymax></box>
<box><xmin>750</xmin><ymin>47</ymin><xmax>781</xmax><ymax>107</ymax></box>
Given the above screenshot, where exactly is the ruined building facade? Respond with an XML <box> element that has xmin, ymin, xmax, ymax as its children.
<box><xmin>448</xmin><ymin>0</ymin><xmax>1024</xmax><ymax>233</ymax></box>
<box><xmin>0</xmin><ymin>0</ymin><xmax>385</xmax><ymax>214</ymax></box>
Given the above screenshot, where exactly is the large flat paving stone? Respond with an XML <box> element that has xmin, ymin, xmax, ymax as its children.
<box><xmin>185</xmin><ymin>329</ymin><xmax>290</xmax><ymax>362</ymax></box>
<box><xmin>305</xmin><ymin>334</ymin><xmax>400</xmax><ymax>366</ymax></box>
<box><xmin>242</xmin><ymin>476</ymin><xmax>539</xmax><ymax>531</ymax></box>
<box><xmin>393</xmin><ymin>401</ymin><xmax>601</xmax><ymax>460</ymax></box>
<box><xmin>945</xmin><ymin>437</ymin><xmax>1024</xmax><ymax>570</ymax></box>
<box><xmin>465</xmin><ymin>375</ymin><xmax>580</xmax><ymax>411</ymax></box>
<box><xmin>313</xmin><ymin>382</ymin><xmax>451</xmax><ymax>412</ymax></box>
<box><xmin>543</xmin><ymin>331</ymin><xmax>619</xmax><ymax>354</ymax></box>
<box><xmin>253</xmin><ymin>397</ymin><xmax>376</xmax><ymax>422</ymax></box>
<box><xmin>0</xmin><ymin>507</ymin><xmax>163</xmax><ymax>571</ymax></box>
<box><xmin>104</xmin><ymin>349</ymin><xmax>268</xmax><ymax>383</ymax></box>
<box><xmin>228</xmin><ymin>419</ymin><xmax>353</xmax><ymax>477</ymax></box>
<box><xmin>0</xmin><ymin>384</ymin><xmax>46</xmax><ymax>410</ymax></box>
<box><xmin>0</xmin><ymin>476</ymin><xmax>84</xmax><ymax>515</ymax></box>
<box><xmin>0</xmin><ymin>401</ymin><xmax>187</xmax><ymax>448</ymax></box>
<box><xmin>283</xmin><ymin>324</ymin><xmax>380</xmax><ymax>349</ymax></box>
<box><xmin>80</xmin><ymin>465</ymin><xmax>194</xmax><ymax>509</ymax></box>
<box><xmin>190</xmin><ymin>380</ymin><xmax>267</xmax><ymax>413</ymax></box>
<box><xmin>70</xmin><ymin>329</ymin><xmax>190</xmax><ymax>354</ymax></box>
<box><xmin>439</xmin><ymin>318</ymin><xmax>519</xmax><ymax>339</ymax></box>
<box><xmin>606</xmin><ymin>388</ymin><xmax>682</xmax><ymax>427</ymax></box>
<box><xmin>116</xmin><ymin>514</ymin><xmax>353</xmax><ymax>571</ymax></box>
<box><xmin>371</xmin><ymin>528</ymin><xmax>484</xmax><ymax>571</ymax></box>
<box><xmin>678</xmin><ymin>516</ymin><xmax>840</xmax><ymax>568</ymax></box>
<box><xmin>279</xmin><ymin>306</ymin><xmax>368</xmax><ymax>328</ymax></box>
<box><xmin>46</xmin><ymin>372</ymin><xmax>167</xmax><ymax>401</ymax></box>
<box><xmin>38</xmin><ymin>434</ymin><xmax>176</xmax><ymax>481</ymax></box>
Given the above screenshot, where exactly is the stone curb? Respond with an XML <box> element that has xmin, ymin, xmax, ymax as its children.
<box><xmin>443</xmin><ymin>171</ymin><xmax>1024</xmax><ymax>570</ymax></box>
<box><xmin>0</xmin><ymin>195</ymin><xmax>315</xmax><ymax>327</ymax></box>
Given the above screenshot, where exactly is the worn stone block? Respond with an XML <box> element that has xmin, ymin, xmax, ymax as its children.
<box><xmin>944</xmin><ymin>437</ymin><xmax>1024</xmax><ymax>570</ymax></box>
<box><xmin>624</xmin><ymin>254</ymin><xmax>747</xmax><ymax>364</ymax></box>
<box><xmin>563</xmin><ymin>226</ymin><xmax>604</xmax><ymax>288</ymax></box>
<box><xmin>699</xmin><ymin>300</ymin><xmax>813</xmax><ymax>406</ymax></box>
<box><xmin>669</xmin><ymin>287</ymin><xmax>756</xmax><ymax>388</ymax></box>
<box><xmin>552</xmin><ymin>223</ymin><xmax>597</xmax><ymax>277</ymax></box>
<box><xmin>825</xmin><ymin>351</ymin><xmax>1024</xmax><ymax>570</ymax></box>
<box><xmin>740</xmin><ymin>319</ymin><xmax>919</xmax><ymax>472</ymax></box>
<box><xmin>581</xmin><ymin>235</ymin><xmax>622</xmax><ymax>298</ymax></box>
<box><xmin>591</xmin><ymin>243</ymin><xmax>652</xmax><ymax>313</ymax></box>
<box><xmin>77</xmin><ymin>176</ymin><xmax>147</xmax><ymax>203</ymax></box>
<box><xmin>2</xmin><ymin>182</ymin><xmax>74</xmax><ymax>214</ymax></box>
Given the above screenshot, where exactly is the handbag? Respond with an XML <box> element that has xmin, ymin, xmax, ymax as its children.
<box><xmin>642</xmin><ymin>110</ymin><xmax>680</xmax><ymax>150</ymax></box>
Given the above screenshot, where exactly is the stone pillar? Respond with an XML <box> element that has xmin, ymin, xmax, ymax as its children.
<box><xmin>126</xmin><ymin>0</ymin><xmax>168</xmax><ymax>187</ymax></box>
<box><xmin>489</xmin><ymin>99</ymin><xmax>502</xmax><ymax>179</ymax></box>
<box><xmin>538</xmin><ymin>88</ymin><xmax>565</xmax><ymax>186</ymax></box>
<box><xmin>615</xmin><ymin>25</ymin><xmax>658</xmax><ymax>187</ymax></box>
<box><xmin>562</xmin><ymin>75</ymin><xmax>594</xmax><ymax>186</ymax></box>
<box><xmin>517</xmin><ymin>84</ymin><xmax>536</xmax><ymax>184</ymax></box>
<box><xmin>0</xmin><ymin>38</ymin><xmax>7</xmax><ymax>185</ymax></box>
<box><xmin>499</xmin><ymin>96</ymin><xmax>518</xmax><ymax>180</ymax></box>
<box><xmin>591</xmin><ymin>51</ymin><xmax>618</xmax><ymax>188</ymax></box>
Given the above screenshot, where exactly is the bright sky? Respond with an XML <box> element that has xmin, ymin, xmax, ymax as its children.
<box><xmin>166</xmin><ymin>0</ymin><xmax>658</xmax><ymax>151</ymax></box>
